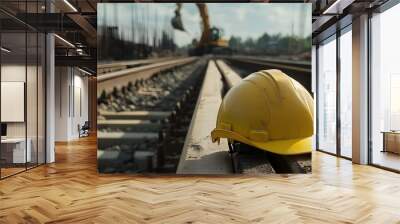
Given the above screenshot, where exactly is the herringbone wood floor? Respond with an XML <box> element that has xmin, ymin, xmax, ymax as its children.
<box><xmin>1</xmin><ymin>135</ymin><xmax>400</xmax><ymax>224</ymax></box>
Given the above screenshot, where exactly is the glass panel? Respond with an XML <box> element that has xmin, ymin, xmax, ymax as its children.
<box><xmin>27</xmin><ymin>31</ymin><xmax>38</xmax><ymax>169</ymax></box>
<box><xmin>371</xmin><ymin>4</ymin><xmax>400</xmax><ymax>171</ymax></box>
<box><xmin>317</xmin><ymin>36</ymin><xmax>337</xmax><ymax>154</ymax></box>
<box><xmin>0</xmin><ymin>1</ymin><xmax>46</xmax><ymax>178</ymax></box>
<box><xmin>38</xmin><ymin>32</ymin><xmax>45</xmax><ymax>165</ymax></box>
<box><xmin>339</xmin><ymin>29</ymin><xmax>352</xmax><ymax>158</ymax></box>
<box><xmin>1</xmin><ymin>31</ymin><xmax>27</xmax><ymax>177</ymax></box>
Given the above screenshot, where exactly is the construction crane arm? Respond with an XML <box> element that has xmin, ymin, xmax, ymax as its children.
<box><xmin>196</xmin><ymin>3</ymin><xmax>211</xmax><ymax>47</ymax></box>
<box><xmin>172</xmin><ymin>3</ymin><xmax>211</xmax><ymax>47</ymax></box>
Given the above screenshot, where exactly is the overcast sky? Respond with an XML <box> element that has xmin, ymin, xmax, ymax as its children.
<box><xmin>98</xmin><ymin>3</ymin><xmax>311</xmax><ymax>47</ymax></box>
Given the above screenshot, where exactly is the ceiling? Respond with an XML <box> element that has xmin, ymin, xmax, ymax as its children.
<box><xmin>311</xmin><ymin>0</ymin><xmax>391</xmax><ymax>43</ymax></box>
<box><xmin>0</xmin><ymin>0</ymin><xmax>395</xmax><ymax>72</ymax></box>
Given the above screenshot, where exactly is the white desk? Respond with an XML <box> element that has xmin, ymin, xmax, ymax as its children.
<box><xmin>1</xmin><ymin>138</ymin><xmax>31</xmax><ymax>163</ymax></box>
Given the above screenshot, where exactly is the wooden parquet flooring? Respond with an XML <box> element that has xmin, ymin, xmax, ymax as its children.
<box><xmin>1</xmin><ymin>135</ymin><xmax>400</xmax><ymax>223</ymax></box>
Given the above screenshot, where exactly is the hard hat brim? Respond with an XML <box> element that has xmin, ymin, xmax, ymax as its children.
<box><xmin>211</xmin><ymin>129</ymin><xmax>312</xmax><ymax>155</ymax></box>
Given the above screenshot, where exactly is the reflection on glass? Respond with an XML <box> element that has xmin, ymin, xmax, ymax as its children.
<box><xmin>371</xmin><ymin>4</ymin><xmax>400</xmax><ymax>171</ymax></box>
<box><xmin>340</xmin><ymin>29</ymin><xmax>352</xmax><ymax>158</ymax></box>
<box><xmin>390</xmin><ymin>75</ymin><xmax>400</xmax><ymax>130</ymax></box>
<box><xmin>318</xmin><ymin>37</ymin><xmax>337</xmax><ymax>154</ymax></box>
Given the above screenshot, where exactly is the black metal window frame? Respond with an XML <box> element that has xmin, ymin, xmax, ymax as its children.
<box><xmin>315</xmin><ymin>0</ymin><xmax>400</xmax><ymax>172</ymax></box>
<box><xmin>315</xmin><ymin>21</ymin><xmax>353</xmax><ymax>161</ymax></box>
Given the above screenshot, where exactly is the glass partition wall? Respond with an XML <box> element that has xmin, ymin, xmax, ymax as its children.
<box><xmin>0</xmin><ymin>30</ymin><xmax>27</xmax><ymax>177</ymax></box>
<box><xmin>0</xmin><ymin>4</ymin><xmax>46</xmax><ymax>179</ymax></box>
<box><xmin>316</xmin><ymin>26</ymin><xmax>352</xmax><ymax>159</ymax></box>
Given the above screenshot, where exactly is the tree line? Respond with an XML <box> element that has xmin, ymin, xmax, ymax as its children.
<box><xmin>228</xmin><ymin>33</ymin><xmax>311</xmax><ymax>56</ymax></box>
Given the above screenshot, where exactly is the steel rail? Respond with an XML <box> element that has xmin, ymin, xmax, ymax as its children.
<box><xmin>177</xmin><ymin>60</ymin><xmax>233</xmax><ymax>174</ymax></box>
<box><xmin>97</xmin><ymin>59</ymin><xmax>206</xmax><ymax>173</ymax></box>
<box><xmin>97</xmin><ymin>57</ymin><xmax>198</xmax><ymax>94</ymax></box>
<box><xmin>97</xmin><ymin>57</ymin><xmax>178</xmax><ymax>74</ymax></box>
<box><xmin>215</xmin><ymin>59</ymin><xmax>242</xmax><ymax>88</ymax></box>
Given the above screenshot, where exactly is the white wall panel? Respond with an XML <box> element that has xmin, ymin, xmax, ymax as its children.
<box><xmin>1</xmin><ymin>82</ymin><xmax>25</xmax><ymax>122</ymax></box>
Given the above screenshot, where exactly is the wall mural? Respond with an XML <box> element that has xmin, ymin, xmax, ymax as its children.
<box><xmin>97</xmin><ymin>3</ymin><xmax>313</xmax><ymax>175</ymax></box>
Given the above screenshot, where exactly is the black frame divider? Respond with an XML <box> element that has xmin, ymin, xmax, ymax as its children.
<box><xmin>367</xmin><ymin>10</ymin><xmax>373</xmax><ymax>165</ymax></box>
<box><xmin>36</xmin><ymin>0</ymin><xmax>39</xmax><ymax>168</ymax></box>
<box><xmin>315</xmin><ymin>44</ymin><xmax>320</xmax><ymax>152</ymax></box>
<box><xmin>25</xmin><ymin>0</ymin><xmax>28</xmax><ymax>172</ymax></box>
<box><xmin>336</xmin><ymin>26</ymin><xmax>341</xmax><ymax>157</ymax></box>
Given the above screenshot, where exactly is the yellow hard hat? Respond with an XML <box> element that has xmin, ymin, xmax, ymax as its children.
<box><xmin>211</xmin><ymin>69</ymin><xmax>314</xmax><ymax>155</ymax></box>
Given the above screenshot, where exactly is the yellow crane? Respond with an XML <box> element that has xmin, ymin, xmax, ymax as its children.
<box><xmin>171</xmin><ymin>3</ymin><xmax>229</xmax><ymax>55</ymax></box>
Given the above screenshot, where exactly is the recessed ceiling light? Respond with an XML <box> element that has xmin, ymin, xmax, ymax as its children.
<box><xmin>78</xmin><ymin>67</ymin><xmax>93</xmax><ymax>76</ymax></box>
<box><xmin>322</xmin><ymin>0</ymin><xmax>355</xmax><ymax>15</ymax></box>
<box><xmin>63</xmin><ymin>0</ymin><xmax>78</xmax><ymax>12</ymax></box>
<box><xmin>323</xmin><ymin>0</ymin><xmax>343</xmax><ymax>15</ymax></box>
<box><xmin>1</xmin><ymin>47</ymin><xmax>11</xmax><ymax>53</ymax></box>
<box><xmin>54</xmin><ymin>34</ymin><xmax>75</xmax><ymax>48</ymax></box>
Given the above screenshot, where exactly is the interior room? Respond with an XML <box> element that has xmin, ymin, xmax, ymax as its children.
<box><xmin>0</xmin><ymin>0</ymin><xmax>96</xmax><ymax>179</ymax></box>
<box><xmin>0</xmin><ymin>16</ymin><xmax>46</xmax><ymax>178</ymax></box>
<box><xmin>54</xmin><ymin>66</ymin><xmax>90</xmax><ymax>141</ymax></box>
<box><xmin>0</xmin><ymin>0</ymin><xmax>400</xmax><ymax>223</ymax></box>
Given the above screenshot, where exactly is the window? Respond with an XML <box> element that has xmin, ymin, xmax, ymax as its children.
<box><xmin>317</xmin><ymin>36</ymin><xmax>337</xmax><ymax>154</ymax></box>
<box><xmin>370</xmin><ymin>3</ymin><xmax>400</xmax><ymax>171</ymax></box>
<box><xmin>339</xmin><ymin>28</ymin><xmax>352</xmax><ymax>158</ymax></box>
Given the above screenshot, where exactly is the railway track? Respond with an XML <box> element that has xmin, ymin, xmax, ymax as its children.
<box><xmin>230</xmin><ymin>55</ymin><xmax>311</xmax><ymax>71</ymax></box>
<box><xmin>215</xmin><ymin>60</ymin><xmax>274</xmax><ymax>174</ymax></box>
<box><xmin>97</xmin><ymin>57</ymin><xmax>198</xmax><ymax>94</ymax></box>
<box><xmin>222</xmin><ymin>55</ymin><xmax>312</xmax><ymax>92</ymax></box>
<box><xmin>178</xmin><ymin>59</ymin><xmax>311</xmax><ymax>174</ymax></box>
<box><xmin>98</xmin><ymin>57</ymin><xmax>178</xmax><ymax>75</ymax></box>
<box><xmin>177</xmin><ymin>59</ymin><xmax>269</xmax><ymax>174</ymax></box>
<box><xmin>97</xmin><ymin>56</ymin><xmax>311</xmax><ymax>174</ymax></box>
<box><xmin>216</xmin><ymin>59</ymin><xmax>311</xmax><ymax>174</ymax></box>
<box><xmin>97</xmin><ymin>58</ymin><xmax>207</xmax><ymax>173</ymax></box>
